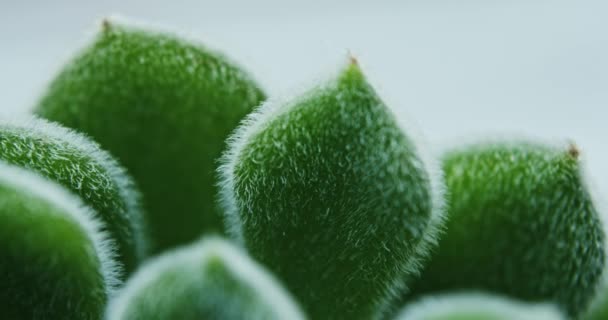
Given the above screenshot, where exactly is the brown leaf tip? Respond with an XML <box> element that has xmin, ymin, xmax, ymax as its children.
<box><xmin>101</xmin><ymin>18</ymin><xmax>112</xmax><ymax>32</ymax></box>
<box><xmin>348</xmin><ymin>51</ymin><xmax>359</xmax><ymax>67</ymax></box>
<box><xmin>567</xmin><ymin>142</ymin><xmax>580</xmax><ymax>159</ymax></box>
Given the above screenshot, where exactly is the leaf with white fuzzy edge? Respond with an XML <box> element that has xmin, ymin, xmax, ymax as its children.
<box><xmin>0</xmin><ymin>115</ymin><xmax>146</xmax><ymax>276</ymax></box>
<box><xmin>218</xmin><ymin>57</ymin><xmax>445</xmax><ymax>320</ymax></box>
<box><xmin>395</xmin><ymin>292</ymin><xmax>565</xmax><ymax>320</ymax></box>
<box><xmin>106</xmin><ymin>236</ymin><xmax>306</xmax><ymax>320</ymax></box>
<box><xmin>568</xmin><ymin>142</ymin><xmax>608</xmax><ymax>320</ymax></box>
<box><xmin>409</xmin><ymin>139</ymin><xmax>606</xmax><ymax>318</ymax></box>
<box><xmin>0</xmin><ymin>161</ymin><xmax>120</xmax><ymax>320</ymax></box>
<box><xmin>35</xmin><ymin>16</ymin><xmax>267</xmax><ymax>254</ymax></box>
<box><xmin>583</xmin><ymin>267</ymin><xmax>608</xmax><ymax>320</ymax></box>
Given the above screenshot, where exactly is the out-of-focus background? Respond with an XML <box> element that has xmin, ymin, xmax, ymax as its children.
<box><xmin>1</xmin><ymin>0</ymin><xmax>607</xmax><ymax>198</ymax></box>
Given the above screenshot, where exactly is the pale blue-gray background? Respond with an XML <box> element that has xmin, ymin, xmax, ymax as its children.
<box><xmin>1</xmin><ymin>0</ymin><xmax>607</xmax><ymax>201</ymax></box>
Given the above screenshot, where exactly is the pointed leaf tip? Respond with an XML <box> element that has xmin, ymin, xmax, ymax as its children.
<box><xmin>567</xmin><ymin>142</ymin><xmax>580</xmax><ymax>160</ymax></box>
<box><xmin>101</xmin><ymin>18</ymin><xmax>112</xmax><ymax>31</ymax></box>
<box><xmin>338</xmin><ymin>54</ymin><xmax>368</xmax><ymax>87</ymax></box>
<box><xmin>348</xmin><ymin>52</ymin><xmax>359</xmax><ymax>67</ymax></box>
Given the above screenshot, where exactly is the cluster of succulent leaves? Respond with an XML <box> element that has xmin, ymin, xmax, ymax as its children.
<box><xmin>1</xmin><ymin>16</ymin><xmax>606</xmax><ymax>320</ymax></box>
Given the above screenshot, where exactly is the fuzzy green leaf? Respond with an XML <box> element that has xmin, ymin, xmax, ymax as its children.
<box><xmin>0</xmin><ymin>116</ymin><xmax>145</xmax><ymax>276</ymax></box>
<box><xmin>35</xmin><ymin>18</ymin><xmax>266</xmax><ymax>254</ymax></box>
<box><xmin>409</xmin><ymin>141</ymin><xmax>605</xmax><ymax>317</ymax></box>
<box><xmin>395</xmin><ymin>292</ymin><xmax>565</xmax><ymax>320</ymax></box>
<box><xmin>219</xmin><ymin>60</ymin><xmax>445</xmax><ymax>320</ymax></box>
<box><xmin>0</xmin><ymin>162</ymin><xmax>119</xmax><ymax>320</ymax></box>
<box><xmin>106</xmin><ymin>237</ymin><xmax>305</xmax><ymax>320</ymax></box>
<box><xmin>583</xmin><ymin>282</ymin><xmax>608</xmax><ymax>320</ymax></box>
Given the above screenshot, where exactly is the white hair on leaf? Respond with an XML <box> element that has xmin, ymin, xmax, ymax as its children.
<box><xmin>0</xmin><ymin>161</ymin><xmax>122</xmax><ymax>296</ymax></box>
<box><xmin>106</xmin><ymin>236</ymin><xmax>306</xmax><ymax>320</ymax></box>
<box><xmin>0</xmin><ymin>114</ymin><xmax>147</xmax><ymax>261</ymax></box>
<box><xmin>395</xmin><ymin>292</ymin><xmax>565</xmax><ymax>320</ymax></box>
<box><xmin>218</xmin><ymin>56</ymin><xmax>447</xmax><ymax>319</ymax></box>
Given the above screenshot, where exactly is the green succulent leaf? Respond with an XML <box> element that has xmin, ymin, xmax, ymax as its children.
<box><xmin>395</xmin><ymin>292</ymin><xmax>565</xmax><ymax>320</ymax></box>
<box><xmin>35</xmin><ymin>18</ymin><xmax>267</xmax><ymax>254</ymax></box>
<box><xmin>106</xmin><ymin>237</ymin><xmax>305</xmax><ymax>320</ymax></box>
<box><xmin>409</xmin><ymin>140</ymin><xmax>605</xmax><ymax>318</ymax></box>
<box><xmin>0</xmin><ymin>116</ymin><xmax>145</xmax><ymax>276</ymax></box>
<box><xmin>218</xmin><ymin>59</ymin><xmax>445</xmax><ymax>320</ymax></box>
<box><xmin>0</xmin><ymin>162</ymin><xmax>119</xmax><ymax>320</ymax></box>
<box><xmin>583</xmin><ymin>281</ymin><xmax>608</xmax><ymax>320</ymax></box>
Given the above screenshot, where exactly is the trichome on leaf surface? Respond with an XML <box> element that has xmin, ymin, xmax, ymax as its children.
<box><xmin>0</xmin><ymin>16</ymin><xmax>605</xmax><ymax>320</ymax></box>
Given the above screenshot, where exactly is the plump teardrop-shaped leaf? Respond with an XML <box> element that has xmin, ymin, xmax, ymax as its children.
<box><xmin>218</xmin><ymin>59</ymin><xmax>445</xmax><ymax>320</ymax></box>
<box><xmin>35</xmin><ymin>18</ymin><xmax>267</xmax><ymax>254</ymax></box>
<box><xmin>395</xmin><ymin>292</ymin><xmax>565</xmax><ymax>320</ymax></box>
<box><xmin>0</xmin><ymin>162</ymin><xmax>120</xmax><ymax>320</ymax></box>
<box><xmin>409</xmin><ymin>141</ymin><xmax>605</xmax><ymax>318</ymax></box>
<box><xmin>0</xmin><ymin>116</ymin><xmax>145</xmax><ymax>276</ymax></box>
<box><xmin>106</xmin><ymin>237</ymin><xmax>305</xmax><ymax>320</ymax></box>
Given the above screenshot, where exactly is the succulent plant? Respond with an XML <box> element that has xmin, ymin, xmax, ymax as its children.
<box><xmin>0</xmin><ymin>116</ymin><xmax>145</xmax><ymax>276</ymax></box>
<box><xmin>395</xmin><ymin>292</ymin><xmax>565</xmax><ymax>320</ymax></box>
<box><xmin>409</xmin><ymin>140</ymin><xmax>605</xmax><ymax>317</ymax></box>
<box><xmin>105</xmin><ymin>237</ymin><xmax>305</xmax><ymax>320</ymax></box>
<box><xmin>0</xmin><ymin>161</ymin><xmax>119</xmax><ymax>320</ymax></box>
<box><xmin>2</xmin><ymin>13</ymin><xmax>603</xmax><ymax>319</ymax></box>
<box><xmin>35</xmin><ymin>18</ymin><xmax>266</xmax><ymax>254</ymax></box>
<box><xmin>218</xmin><ymin>58</ymin><xmax>445</xmax><ymax>319</ymax></box>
